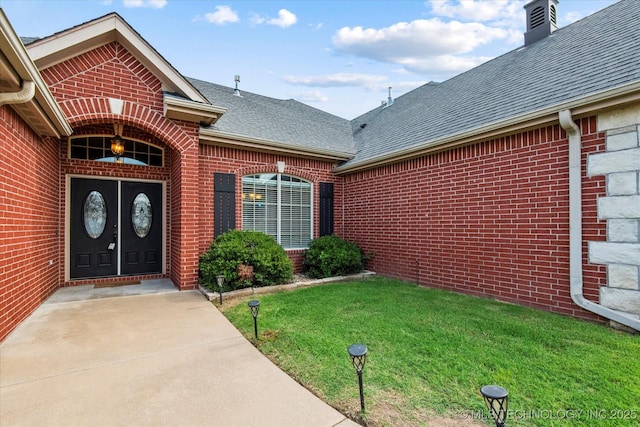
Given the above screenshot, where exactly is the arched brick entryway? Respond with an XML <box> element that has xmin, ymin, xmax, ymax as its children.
<box><xmin>60</xmin><ymin>98</ymin><xmax>201</xmax><ymax>290</ymax></box>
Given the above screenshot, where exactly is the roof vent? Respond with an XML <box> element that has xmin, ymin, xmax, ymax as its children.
<box><xmin>233</xmin><ymin>75</ymin><xmax>241</xmax><ymax>97</ymax></box>
<box><xmin>524</xmin><ymin>0</ymin><xmax>558</xmax><ymax>46</ymax></box>
<box><xmin>383</xmin><ymin>86</ymin><xmax>393</xmax><ymax>108</ymax></box>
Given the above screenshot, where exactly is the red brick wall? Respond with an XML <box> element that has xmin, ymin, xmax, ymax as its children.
<box><xmin>41</xmin><ymin>42</ymin><xmax>163</xmax><ymax>110</ymax></box>
<box><xmin>342</xmin><ymin>118</ymin><xmax>607</xmax><ymax>323</ymax></box>
<box><xmin>0</xmin><ymin>107</ymin><xmax>60</xmax><ymax>341</ymax></box>
<box><xmin>42</xmin><ymin>42</ymin><xmax>200</xmax><ymax>290</ymax></box>
<box><xmin>198</xmin><ymin>145</ymin><xmax>343</xmax><ymax>272</ymax></box>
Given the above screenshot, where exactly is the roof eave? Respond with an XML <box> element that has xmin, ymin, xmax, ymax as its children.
<box><xmin>164</xmin><ymin>95</ymin><xmax>226</xmax><ymax>126</ymax></box>
<box><xmin>199</xmin><ymin>128</ymin><xmax>355</xmax><ymax>162</ymax></box>
<box><xmin>0</xmin><ymin>10</ymin><xmax>72</xmax><ymax>137</ymax></box>
<box><xmin>335</xmin><ymin>81</ymin><xmax>640</xmax><ymax>174</ymax></box>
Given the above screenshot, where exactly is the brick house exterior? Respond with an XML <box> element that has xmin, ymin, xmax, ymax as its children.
<box><xmin>1</xmin><ymin>0</ymin><xmax>639</xmax><ymax>341</ymax></box>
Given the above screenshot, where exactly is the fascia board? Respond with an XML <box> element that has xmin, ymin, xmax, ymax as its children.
<box><xmin>200</xmin><ymin>128</ymin><xmax>355</xmax><ymax>162</ymax></box>
<box><xmin>0</xmin><ymin>10</ymin><xmax>72</xmax><ymax>137</ymax></box>
<box><xmin>335</xmin><ymin>81</ymin><xmax>640</xmax><ymax>174</ymax></box>
<box><xmin>164</xmin><ymin>95</ymin><xmax>226</xmax><ymax>126</ymax></box>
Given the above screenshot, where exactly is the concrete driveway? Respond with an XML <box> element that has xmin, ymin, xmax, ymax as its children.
<box><xmin>0</xmin><ymin>281</ymin><xmax>358</xmax><ymax>427</ymax></box>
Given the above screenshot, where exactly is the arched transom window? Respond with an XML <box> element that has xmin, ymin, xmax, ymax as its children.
<box><xmin>69</xmin><ymin>136</ymin><xmax>164</xmax><ymax>166</ymax></box>
<box><xmin>242</xmin><ymin>173</ymin><xmax>312</xmax><ymax>249</ymax></box>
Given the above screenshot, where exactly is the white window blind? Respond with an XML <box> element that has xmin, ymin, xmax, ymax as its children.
<box><xmin>242</xmin><ymin>174</ymin><xmax>312</xmax><ymax>249</ymax></box>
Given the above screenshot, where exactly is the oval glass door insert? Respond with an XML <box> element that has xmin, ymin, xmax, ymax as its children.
<box><xmin>83</xmin><ymin>191</ymin><xmax>107</xmax><ymax>239</ymax></box>
<box><xmin>132</xmin><ymin>193</ymin><xmax>152</xmax><ymax>238</ymax></box>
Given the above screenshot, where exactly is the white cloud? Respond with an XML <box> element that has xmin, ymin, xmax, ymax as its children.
<box><xmin>291</xmin><ymin>90</ymin><xmax>329</xmax><ymax>103</ymax></box>
<box><xmin>284</xmin><ymin>73</ymin><xmax>388</xmax><ymax>88</ymax></box>
<box><xmin>249</xmin><ymin>12</ymin><xmax>265</xmax><ymax>25</ymax></box>
<box><xmin>398</xmin><ymin>54</ymin><xmax>493</xmax><ymax>74</ymax></box>
<box><xmin>267</xmin><ymin>9</ymin><xmax>297</xmax><ymax>28</ymax></box>
<box><xmin>332</xmin><ymin>18</ymin><xmax>507</xmax><ymax>68</ymax></box>
<box><xmin>204</xmin><ymin>5</ymin><xmax>240</xmax><ymax>25</ymax></box>
<box><xmin>429</xmin><ymin>0</ymin><xmax>525</xmax><ymax>22</ymax></box>
<box><xmin>123</xmin><ymin>0</ymin><xmax>167</xmax><ymax>8</ymax></box>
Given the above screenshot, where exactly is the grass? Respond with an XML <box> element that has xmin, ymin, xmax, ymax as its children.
<box><xmin>219</xmin><ymin>277</ymin><xmax>640</xmax><ymax>426</ymax></box>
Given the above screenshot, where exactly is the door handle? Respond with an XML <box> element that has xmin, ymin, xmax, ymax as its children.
<box><xmin>109</xmin><ymin>224</ymin><xmax>117</xmax><ymax>250</ymax></box>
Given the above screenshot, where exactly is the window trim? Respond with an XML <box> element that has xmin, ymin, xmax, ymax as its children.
<box><xmin>242</xmin><ymin>173</ymin><xmax>313</xmax><ymax>250</ymax></box>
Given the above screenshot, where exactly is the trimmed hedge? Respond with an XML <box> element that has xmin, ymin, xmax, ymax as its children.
<box><xmin>303</xmin><ymin>235</ymin><xmax>366</xmax><ymax>279</ymax></box>
<box><xmin>199</xmin><ymin>230</ymin><xmax>293</xmax><ymax>291</ymax></box>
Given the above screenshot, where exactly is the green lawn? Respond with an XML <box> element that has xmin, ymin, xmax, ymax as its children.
<box><xmin>219</xmin><ymin>277</ymin><xmax>640</xmax><ymax>426</ymax></box>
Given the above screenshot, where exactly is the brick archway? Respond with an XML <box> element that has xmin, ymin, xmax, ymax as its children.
<box><xmin>60</xmin><ymin>97</ymin><xmax>201</xmax><ymax>290</ymax></box>
<box><xmin>59</xmin><ymin>97</ymin><xmax>195</xmax><ymax>153</ymax></box>
<box><xmin>236</xmin><ymin>165</ymin><xmax>319</xmax><ymax>183</ymax></box>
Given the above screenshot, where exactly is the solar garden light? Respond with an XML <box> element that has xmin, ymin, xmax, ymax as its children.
<box><xmin>216</xmin><ymin>275</ymin><xmax>225</xmax><ymax>305</ymax></box>
<box><xmin>248</xmin><ymin>300</ymin><xmax>260</xmax><ymax>340</ymax></box>
<box><xmin>348</xmin><ymin>343</ymin><xmax>368</xmax><ymax>413</ymax></box>
<box><xmin>480</xmin><ymin>385</ymin><xmax>509</xmax><ymax>427</ymax></box>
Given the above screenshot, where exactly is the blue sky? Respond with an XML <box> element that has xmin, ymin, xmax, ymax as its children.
<box><xmin>1</xmin><ymin>0</ymin><xmax>618</xmax><ymax>119</ymax></box>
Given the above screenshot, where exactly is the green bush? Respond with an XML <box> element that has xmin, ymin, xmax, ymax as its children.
<box><xmin>303</xmin><ymin>235</ymin><xmax>366</xmax><ymax>279</ymax></box>
<box><xmin>200</xmin><ymin>230</ymin><xmax>293</xmax><ymax>291</ymax></box>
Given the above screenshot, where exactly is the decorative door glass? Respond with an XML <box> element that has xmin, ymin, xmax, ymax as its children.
<box><xmin>83</xmin><ymin>191</ymin><xmax>107</xmax><ymax>239</ymax></box>
<box><xmin>132</xmin><ymin>193</ymin><xmax>152</xmax><ymax>238</ymax></box>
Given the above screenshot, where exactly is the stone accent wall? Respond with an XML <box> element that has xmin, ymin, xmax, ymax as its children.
<box><xmin>588</xmin><ymin>107</ymin><xmax>640</xmax><ymax>319</ymax></box>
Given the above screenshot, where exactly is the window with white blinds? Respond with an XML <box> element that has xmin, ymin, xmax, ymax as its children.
<box><xmin>242</xmin><ymin>174</ymin><xmax>312</xmax><ymax>249</ymax></box>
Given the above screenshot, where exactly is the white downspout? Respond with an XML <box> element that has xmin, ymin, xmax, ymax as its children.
<box><xmin>0</xmin><ymin>80</ymin><xmax>35</xmax><ymax>106</ymax></box>
<box><xmin>559</xmin><ymin>109</ymin><xmax>640</xmax><ymax>331</ymax></box>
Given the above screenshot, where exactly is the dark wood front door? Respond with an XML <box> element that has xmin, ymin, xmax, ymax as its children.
<box><xmin>70</xmin><ymin>178</ymin><xmax>163</xmax><ymax>279</ymax></box>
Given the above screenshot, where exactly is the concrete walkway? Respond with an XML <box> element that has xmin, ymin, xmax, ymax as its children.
<box><xmin>0</xmin><ymin>280</ymin><xmax>359</xmax><ymax>427</ymax></box>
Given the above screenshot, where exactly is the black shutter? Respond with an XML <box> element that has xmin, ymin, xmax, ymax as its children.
<box><xmin>214</xmin><ymin>173</ymin><xmax>236</xmax><ymax>237</ymax></box>
<box><xmin>319</xmin><ymin>182</ymin><xmax>334</xmax><ymax>237</ymax></box>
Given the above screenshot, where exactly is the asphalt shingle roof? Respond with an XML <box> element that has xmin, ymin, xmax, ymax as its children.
<box><xmin>188</xmin><ymin>77</ymin><xmax>355</xmax><ymax>157</ymax></box>
<box><xmin>344</xmin><ymin>0</ymin><xmax>640</xmax><ymax>169</ymax></box>
<box><xmin>28</xmin><ymin>1</ymin><xmax>636</xmax><ymax>169</ymax></box>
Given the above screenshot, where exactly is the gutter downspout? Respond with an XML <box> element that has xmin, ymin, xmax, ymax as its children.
<box><xmin>0</xmin><ymin>80</ymin><xmax>35</xmax><ymax>106</ymax></box>
<box><xmin>559</xmin><ymin>109</ymin><xmax>640</xmax><ymax>331</ymax></box>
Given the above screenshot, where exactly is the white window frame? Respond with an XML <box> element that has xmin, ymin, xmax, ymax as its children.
<box><xmin>242</xmin><ymin>173</ymin><xmax>313</xmax><ymax>249</ymax></box>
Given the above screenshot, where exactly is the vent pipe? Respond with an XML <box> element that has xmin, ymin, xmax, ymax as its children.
<box><xmin>233</xmin><ymin>75</ymin><xmax>241</xmax><ymax>97</ymax></box>
<box><xmin>524</xmin><ymin>0</ymin><xmax>559</xmax><ymax>46</ymax></box>
<box><xmin>383</xmin><ymin>86</ymin><xmax>393</xmax><ymax>108</ymax></box>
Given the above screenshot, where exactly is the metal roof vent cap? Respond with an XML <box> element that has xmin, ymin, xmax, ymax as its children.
<box><xmin>383</xmin><ymin>86</ymin><xmax>393</xmax><ymax>108</ymax></box>
<box><xmin>233</xmin><ymin>75</ymin><xmax>242</xmax><ymax>97</ymax></box>
<box><xmin>524</xmin><ymin>0</ymin><xmax>559</xmax><ymax>46</ymax></box>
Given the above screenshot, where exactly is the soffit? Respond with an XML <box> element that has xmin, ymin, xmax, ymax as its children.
<box><xmin>0</xmin><ymin>10</ymin><xmax>71</xmax><ymax>137</ymax></box>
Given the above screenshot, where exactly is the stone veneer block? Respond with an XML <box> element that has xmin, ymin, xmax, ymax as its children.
<box><xmin>597</xmin><ymin>105</ymin><xmax>640</xmax><ymax>132</ymax></box>
<box><xmin>589</xmin><ymin>241</ymin><xmax>640</xmax><ymax>265</ymax></box>
<box><xmin>598</xmin><ymin>195</ymin><xmax>640</xmax><ymax>220</ymax></box>
<box><xmin>608</xmin><ymin>219</ymin><xmax>639</xmax><ymax>242</ymax></box>
<box><xmin>600</xmin><ymin>287</ymin><xmax>640</xmax><ymax>315</ymax></box>
<box><xmin>607</xmin><ymin>172</ymin><xmax>639</xmax><ymax>196</ymax></box>
<box><xmin>606</xmin><ymin>130</ymin><xmax>639</xmax><ymax>151</ymax></box>
<box><xmin>588</xmin><ymin>147</ymin><xmax>640</xmax><ymax>176</ymax></box>
<box><xmin>608</xmin><ymin>264</ymin><xmax>640</xmax><ymax>290</ymax></box>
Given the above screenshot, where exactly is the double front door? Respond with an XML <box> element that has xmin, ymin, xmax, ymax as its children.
<box><xmin>70</xmin><ymin>178</ymin><xmax>163</xmax><ymax>279</ymax></box>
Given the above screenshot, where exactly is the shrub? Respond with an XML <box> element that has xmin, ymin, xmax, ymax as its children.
<box><xmin>303</xmin><ymin>235</ymin><xmax>366</xmax><ymax>279</ymax></box>
<box><xmin>200</xmin><ymin>230</ymin><xmax>293</xmax><ymax>291</ymax></box>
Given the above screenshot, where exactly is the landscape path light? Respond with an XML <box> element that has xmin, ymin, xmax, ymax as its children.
<box><xmin>248</xmin><ymin>299</ymin><xmax>260</xmax><ymax>340</ymax></box>
<box><xmin>216</xmin><ymin>275</ymin><xmax>224</xmax><ymax>305</ymax></box>
<box><xmin>348</xmin><ymin>343</ymin><xmax>367</xmax><ymax>413</ymax></box>
<box><xmin>480</xmin><ymin>384</ymin><xmax>509</xmax><ymax>427</ymax></box>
